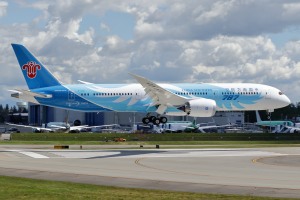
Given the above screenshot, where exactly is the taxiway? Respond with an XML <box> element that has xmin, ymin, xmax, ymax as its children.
<box><xmin>0</xmin><ymin>146</ymin><xmax>300</xmax><ymax>198</ymax></box>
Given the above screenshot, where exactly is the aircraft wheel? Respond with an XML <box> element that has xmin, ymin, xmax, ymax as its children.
<box><xmin>149</xmin><ymin>116</ymin><xmax>156</xmax><ymax>123</ymax></box>
<box><xmin>142</xmin><ymin>117</ymin><xmax>150</xmax><ymax>124</ymax></box>
<box><xmin>153</xmin><ymin>118</ymin><xmax>160</xmax><ymax>125</ymax></box>
<box><xmin>160</xmin><ymin>117</ymin><xmax>167</xmax><ymax>124</ymax></box>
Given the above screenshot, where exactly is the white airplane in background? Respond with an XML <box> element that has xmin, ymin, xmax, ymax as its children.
<box><xmin>161</xmin><ymin>120</ymin><xmax>234</xmax><ymax>133</ymax></box>
<box><xmin>6</xmin><ymin>122</ymin><xmax>89</xmax><ymax>133</ymax></box>
<box><xmin>9</xmin><ymin>44</ymin><xmax>291</xmax><ymax>125</ymax></box>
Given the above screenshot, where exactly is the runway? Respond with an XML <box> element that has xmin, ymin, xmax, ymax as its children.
<box><xmin>0</xmin><ymin>146</ymin><xmax>300</xmax><ymax>198</ymax></box>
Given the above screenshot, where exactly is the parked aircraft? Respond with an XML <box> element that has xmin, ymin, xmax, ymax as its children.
<box><xmin>89</xmin><ymin>124</ymin><xmax>132</xmax><ymax>133</ymax></box>
<box><xmin>10</xmin><ymin>44</ymin><xmax>291</xmax><ymax>125</ymax></box>
<box><xmin>255</xmin><ymin>111</ymin><xmax>300</xmax><ymax>133</ymax></box>
<box><xmin>161</xmin><ymin>120</ymin><xmax>234</xmax><ymax>133</ymax></box>
<box><xmin>161</xmin><ymin>121</ymin><xmax>196</xmax><ymax>133</ymax></box>
<box><xmin>6</xmin><ymin>122</ymin><xmax>88</xmax><ymax>133</ymax></box>
<box><xmin>255</xmin><ymin>111</ymin><xmax>295</xmax><ymax>127</ymax></box>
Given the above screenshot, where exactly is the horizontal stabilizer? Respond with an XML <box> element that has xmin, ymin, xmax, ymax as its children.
<box><xmin>10</xmin><ymin>89</ymin><xmax>52</xmax><ymax>98</ymax></box>
<box><xmin>9</xmin><ymin>89</ymin><xmax>52</xmax><ymax>104</ymax></box>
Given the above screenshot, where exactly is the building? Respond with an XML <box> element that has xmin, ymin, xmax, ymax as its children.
<box><xmin>27</xmin><ymin>104</ymin><xmax>244</xmax><ymax>126</ymax></box>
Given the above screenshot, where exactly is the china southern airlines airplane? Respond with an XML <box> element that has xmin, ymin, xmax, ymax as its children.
<box><xmin>10</xmin><ymin>44</ymin><xmax>291</xmax><ymax>125</ymax></box>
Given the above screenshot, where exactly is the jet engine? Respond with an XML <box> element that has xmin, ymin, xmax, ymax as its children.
<box><xmin>178</xmin><ymin>98</ymin><xmax>216</xmax><ymax>117</ymax></box>
<box><xmin>73</xmin><ymin>119</ymin><xmax>81</xmax><ymax>126</ymax></box>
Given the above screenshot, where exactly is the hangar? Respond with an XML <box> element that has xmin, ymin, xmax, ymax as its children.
<box><xmin>26</xmin><ymin>103</ymin><xmax>244</xmax><ymax>127</ymax></box>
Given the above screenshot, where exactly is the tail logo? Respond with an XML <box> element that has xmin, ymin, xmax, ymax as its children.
<box><xmin>22</xmin><ymin>61</ymin><xmax>41</xmax><ymax>79</ymax></box>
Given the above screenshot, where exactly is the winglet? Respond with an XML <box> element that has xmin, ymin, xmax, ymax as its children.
<box><xmin>128</xmin><ymin>73</ymin><xmax>148</xmax><ymax>85</ymax></box>
<box><xmin>78</xmin><ymin>80</ymin><xmax>94</xmax><ymax>84</ymax></box>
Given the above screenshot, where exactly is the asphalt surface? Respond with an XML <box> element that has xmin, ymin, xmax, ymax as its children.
<box><xmin>0</xmin><ymin>146</ymin><xmax>300</xmax><ymax>198</ymax></box>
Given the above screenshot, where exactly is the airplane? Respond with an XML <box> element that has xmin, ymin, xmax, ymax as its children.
<box><xmin>255</xmin><ymin>111</ymin><xmax>300</xmax><ymax>133</ymax></box>
<box><xmin>158</xmin><ymin>119</ymin><xmax>234</xmax><ymax>133</ymax></box>
<box><xmin>255</xmin><ymin>111</ymin><xmax>295</xmax><ymax>127</ymax></box>
<box><xmin>276</xmin><ymin>126</ymin><xmax>300</xmax><ymax>133</ymax></box>
<box><xmin>165</xmin><ymin>119</ymin><xmax>233</xmax><ymax>133</ymax></box>
<box><xmin>89</xmin><ymin>124</ymin><xmax>129</xmax><ymax>133</ymax></box>
<box><xmin>161</xmin><ymin>121</ymin><xmax>197</xmax><ymax>133</ymax></box>
<box><xmin>197</xmin><ymin>123</ymin><xmax>235</xmax><ymax>133</ymax></box>
<box><xmin>6</xmin><ymin>122</ymin><xmax>89</xmax><ymax>133</ymax></box>
<box><xmin>9</xmin><ymin>43</ymin><xmax>291</xmax><ymax>125</ymax></box>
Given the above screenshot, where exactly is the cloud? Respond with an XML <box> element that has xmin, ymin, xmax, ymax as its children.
<box><xmin>0</xmin><ymin>1</ymin><xmax>7</xmax><ymax>17</ymax></box>
<box><xmin>2</xmin><ymin>0</ymin><xmax>300</xmax><ymax>106</ymax></box>
<box><xmin>64</xmin><ymin>18</ymin><xmax>94</xmax><ymax>45</ymax></box>
<box><xmin>100</xmin><ymin>22</ymin><xmax>110</xmax><ymax>32</ymax></box>
<box><xmin>130</xmin><ymin>0</ymin><xmax>300</xmax><ymax>40</ymax></box>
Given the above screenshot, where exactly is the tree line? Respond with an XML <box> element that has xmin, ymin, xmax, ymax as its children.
<box><xmin>245</xmin><ymin>103</ymin><xmax>300</xmax><ymax>123</ymax></box>
<box><xmin>0</xmin><ymin>104</ymin><xmax>28</xmax><ymax>123</ymax></box>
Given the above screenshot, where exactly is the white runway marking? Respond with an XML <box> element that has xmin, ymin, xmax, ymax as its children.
<box><xmin>19</xmin><ymin>151</ymin><xmax>49</xmax><ymax>158</ymax></box>
<box><xmin>8</xmin><ymin>150</ymin><xmax>49</xmax><ymax>158</ymax></box>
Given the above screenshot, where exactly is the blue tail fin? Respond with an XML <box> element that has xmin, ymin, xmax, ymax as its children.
<box><xmin>11</xmin><ymin>44</ymin><xmax>61</xmax><ymax>89</ymax></box>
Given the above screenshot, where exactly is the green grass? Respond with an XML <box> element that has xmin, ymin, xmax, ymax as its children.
<box><xmin>1</xmin><ymin>133</ymin><xmax>299</xmax><ymax>148</ymax></box>
<box><xmin>9</xmin><ymin>132</ymin><xmax>300</xmax><ymax>142</ymax></box>
<box><xmin>0</xmin><ymin>176</ymin><xmax>294</xmax><ymax>200</ymax></box>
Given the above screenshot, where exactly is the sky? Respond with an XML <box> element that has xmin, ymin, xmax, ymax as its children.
<box><xmin>1</xmin><ymin>0</ymin><xmax>300</xmax><ymax>106</ymax></box>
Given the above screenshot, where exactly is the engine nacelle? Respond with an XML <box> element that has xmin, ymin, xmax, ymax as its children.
<box><xmin>178</xmin><ymin>99</ymin><xmax>216</xmax><ymax>117</ymax></box>
<box><xmin>73</xmin><ymin>119</ymin><xmax>81</xmax><ymax>126</ymax></box>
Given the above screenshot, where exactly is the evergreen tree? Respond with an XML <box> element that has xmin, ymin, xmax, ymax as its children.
<box><xmin>3</xmin><ymin>104</ymin><xmax>9</xmax><ymax>122</ymax></box>
<box><xmin>0</xmin><ymin>104</ymin><xmax>3</xmax><ymax>123</ymax></box>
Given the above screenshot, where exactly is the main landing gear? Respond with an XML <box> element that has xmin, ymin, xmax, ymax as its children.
<box><xmin>142</xmin><ymin>115</ymin><xmax>167</xmax><ymax>125</ymax></box>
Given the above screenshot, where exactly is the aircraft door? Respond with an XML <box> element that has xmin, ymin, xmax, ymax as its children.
<box><xmin>212</xmin><ymin>89</ymin><xmax>219</xmax><ymax>98</ymax></box>
<box><xmin>265</xmin><ymin>89</ymin><xmax>271</xmax><ymax>99</ymax></box>
<box><xmin>68</xmin><ymin>91</ymin><xmax>75</xmax><ymax>101</ymax></box>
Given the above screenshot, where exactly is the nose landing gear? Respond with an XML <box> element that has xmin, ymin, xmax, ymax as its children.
<box><xmin>142</xmin><ymin>115</ymin><xmax>168</xmax><ymax>125</ymax></box>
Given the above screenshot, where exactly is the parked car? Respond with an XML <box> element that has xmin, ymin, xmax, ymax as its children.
<box><xmin>7</xmin><ymin>127</ymin><xmax>20</xmax><ymax>133</ymax></box>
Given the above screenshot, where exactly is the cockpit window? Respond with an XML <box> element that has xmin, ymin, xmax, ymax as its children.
<box><xmin>279</xmin><ymin>91</ymin><xmax>283</xmax><ymax>95</ymax></box>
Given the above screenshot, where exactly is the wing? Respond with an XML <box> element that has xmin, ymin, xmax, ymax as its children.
<box><xmin>9</xmin><ymin>89</ymin><xmax>52</xmax><ymax>104</ymax></box>
<box><xmin>129</xmin><ymin>73</ymin><xmax>187</xmax><ymax>114</ymax></box>
<box><xmin>5</xmin><ymin>123</ymin><xmax>53</xmax><ymax>132</ymax></box>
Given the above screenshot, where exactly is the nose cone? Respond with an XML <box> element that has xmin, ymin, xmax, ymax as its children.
<box><xmin>277</xmin><ymin>94</ymin><xmax>291</xmax><ymax>108</ymax></box>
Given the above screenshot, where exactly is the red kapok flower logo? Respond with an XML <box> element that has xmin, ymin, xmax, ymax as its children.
<box><xmin>22</xmin><ymin>61</ymin><xmax>41</xmax><ymax>79</ymax></box>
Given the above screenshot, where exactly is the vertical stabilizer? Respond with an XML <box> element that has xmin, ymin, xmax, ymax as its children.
<box><xmin>11</xmin><ymin>44</ymin><xmax>61</xmax><ymax>89</ymax></box>
<box><xmin>255</xmin><ymin>110</ymin><xmax>262</xmax><ymax>122</ymax></box>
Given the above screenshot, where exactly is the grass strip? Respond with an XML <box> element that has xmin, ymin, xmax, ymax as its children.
<box><xmin>0</xmin><ymin>175</ymin><xmax>294</xmax><ymax>200</ymax></box>
<box><xmin>9</xmin><ymin>133</ymin><xmax>300</xmax><ymax>142</ymax></box>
